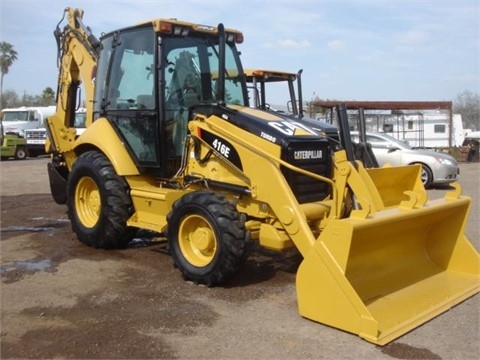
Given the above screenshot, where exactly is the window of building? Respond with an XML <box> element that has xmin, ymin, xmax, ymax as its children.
<box><xmin>434</xmin><ymin>124</ymin><xmax>446</xmax><ymax>133</ymax></box>
<box><xmin>383</xmin><ymin>124</ymin><xmax>393</xmax><ymax>133</ymax></box>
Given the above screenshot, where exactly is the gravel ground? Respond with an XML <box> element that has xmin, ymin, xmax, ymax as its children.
<box><xmin>1</xmin><ymin>157</ymin><xmax>479</xmax><ymax>359</ymax></box>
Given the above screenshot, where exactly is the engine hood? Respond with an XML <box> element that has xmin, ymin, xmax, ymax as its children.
<box><xmin>409</xmin><ymin>148</ymin><xmax>457</xmax><ymax>163</ymax></box>
<box><xmin>192</xmin><ymin>104</ymin><xmax>324</xmax><ymax>146</ymax></box>
<box><xmin>1</xmin><ymin>120</ymin><xmax>30</xmax><ymax>135</ymax></box>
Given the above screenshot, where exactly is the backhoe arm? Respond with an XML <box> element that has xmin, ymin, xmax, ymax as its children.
<box><xmin>46</xmin><ymin>7</ymin><xmax>99</xmax><ymax>164</ymax></box>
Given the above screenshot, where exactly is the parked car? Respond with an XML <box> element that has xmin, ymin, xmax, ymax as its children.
<box><xmin>351</xmin><ymin>131</ymin><xmax>459</xmax><ymax>188</ymax></box>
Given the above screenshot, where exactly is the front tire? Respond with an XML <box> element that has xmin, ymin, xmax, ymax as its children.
<box><xmin>167</xmin><ymin>190</ymin><xmax>250</xmax><ymax>286</ymax></box>
<box><xmin>417</xmin><ymin>163</ymin><xmax>433</xmax><ymax>188</ymax></box>
<box><xmin>67</xmin><ymin>151</ymin><xmax>136</xmax><ymax>248</ymax></box>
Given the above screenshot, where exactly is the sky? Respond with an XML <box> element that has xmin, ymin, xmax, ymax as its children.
<box><xmin>0</xmin><ymin>0</ymin><xmax>479</xmax><ymax>105</ymax></box>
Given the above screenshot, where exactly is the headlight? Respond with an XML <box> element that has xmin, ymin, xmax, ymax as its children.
<box><xmin>435</xmin><ymin>157</ymin><xmax>455</xmax><ymax>166</ymax></box>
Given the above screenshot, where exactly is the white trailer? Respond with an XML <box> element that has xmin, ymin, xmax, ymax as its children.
<box><xmin>400</xmin><ymin>113</ymin><xmax>465</xmax><ymax>148</ymax></box>
<box><xmin>354</xmin><ymin>112</ymin><xmax>464</xmax><ymax>149</ymax></box>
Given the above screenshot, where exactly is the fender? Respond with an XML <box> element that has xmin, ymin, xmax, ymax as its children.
<box><xmin>75</xmin><ymin>118</ymin><xmax>139</xmax><ymax>176</ymax></box>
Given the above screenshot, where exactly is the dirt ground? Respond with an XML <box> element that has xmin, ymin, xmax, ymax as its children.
<box><xmin>0</xmin><ymin>157</ymin><xmax>479</xmax><ymax>360</ymax></box>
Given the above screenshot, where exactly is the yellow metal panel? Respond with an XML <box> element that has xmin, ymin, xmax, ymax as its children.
<box><xmin>75</xmin><ymin>118</ymin><xmax>139</xmax><ymax>176</ymax></box>
<box><xmin>258</xmin><ymin>223</ymin><xmax>294</xmax><ymax>251</ymax></box>
<box><xmin>126</xmin><ymin>176</ymin><xmax>188</xmax><ymax>233</ymax></box>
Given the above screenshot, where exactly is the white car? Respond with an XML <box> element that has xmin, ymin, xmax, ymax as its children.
<box><xmin>351</xmin><ymin>131</ymin><xmax>459</xmax><ymax>187</ymax></box>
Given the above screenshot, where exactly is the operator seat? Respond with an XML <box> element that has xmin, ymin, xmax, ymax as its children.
<box><xmin>137</xmin><ymin>94</ymin><xmax>155</xmax><ymax>109</ymax></box>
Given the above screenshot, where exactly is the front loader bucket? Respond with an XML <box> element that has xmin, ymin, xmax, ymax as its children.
<box><xmin>296</xmin><ymin>192</ymin><xmax>479</xmax><ymax>345</ymax></box>
<box><xmin>363</xmin><ymin>164</ymin><xmax>425</xmax><ymax>208</ymax></box>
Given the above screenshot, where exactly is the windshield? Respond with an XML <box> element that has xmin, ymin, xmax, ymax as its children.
<box><xmin>2</xmin><ymin>111</ymin><xmax>31</xmax><ymax>122</ymax></box>
<box><xmin>163</xmin><ymin>36</ymin><xmax>247</xmax><ymax>107</ymax></box>
<box><xmin>376</xmin><ymin>133</ymin><xmax>412</xmax><ymax>149</ymax></box>
<box><xmin>74</xmin><ymin>112</ymin><xmax>87</xmax><ymax>128</ymax></box>
<box><xmin>352</xmin><ymin>132</ymin><xmax>412</xmax><ymax>150</ymax></box>
<box><xmin>161</xmin><ymin>35</ymin><xmax>247</xmax><ymax>158</ymax></box>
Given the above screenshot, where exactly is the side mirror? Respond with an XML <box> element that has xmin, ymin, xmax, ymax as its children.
<box><xmin>387</xmin><ymin>144</ymin><xmax>400</xmax><ymax>153</ymax></box>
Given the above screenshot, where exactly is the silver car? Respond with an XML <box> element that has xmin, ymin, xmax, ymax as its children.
<box><xmin>351</xmin><ymin>132</ymin><xmax>459</xmax><ymax>187</ymax></box>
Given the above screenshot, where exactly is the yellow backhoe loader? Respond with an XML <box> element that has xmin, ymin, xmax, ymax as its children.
<box><xmin>45</xmin><ymin>8</ymin><xmax>479</xmax><ymax>345</ymax></box>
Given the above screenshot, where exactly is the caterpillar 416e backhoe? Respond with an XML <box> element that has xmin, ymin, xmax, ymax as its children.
<box><xmin>46</xmin><ymin>8</ymin><xmax>479</xmax><ymax>345</ymax></box>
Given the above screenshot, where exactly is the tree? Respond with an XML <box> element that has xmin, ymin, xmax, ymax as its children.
<box><xmin>40</xmin><ymin>87</ymin><xmax>56</xmax><ymax>106</ymax></box>
<box><xmin>453</xmin><ymin>90</ymin><xmax>480</xmax><ymax>131</ymax></box>
<box><xmin>0</xmin><ymin>89</ymin><xmax>20</xmax><ymax>108</ymax></box>
<box><xmin>0</xmin><ymin>41</ymin><xmax>19</xmax><ymax>109</ymax></box>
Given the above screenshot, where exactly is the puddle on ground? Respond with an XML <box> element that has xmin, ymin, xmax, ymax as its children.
<box><xmin>0</xmin><ymin>225</ymin><xmax>61</xmax><ymax>232</ymax></box>
<box><xmin>129</xmin><ymin>237</ymin><xmax>165</xmax><ymax>248</ymax></box>
<box><xmin>0</xmin><ymin>258</ymin><xmax>53</xmax><ymax>275</ymax></box>
<box><xmin>31</xmin><ymin>217</ymin><xmax>70</xmax><ymax>223</ymax></box>
<box><xmin>1</xmin><ymin>217</ymin><xmax>69</xmax><ymax>233</ymax></box>
<box><xmin>128</xmin><ymin>229</ymin><xmax>166</xmax><ymax>248</ymax></box>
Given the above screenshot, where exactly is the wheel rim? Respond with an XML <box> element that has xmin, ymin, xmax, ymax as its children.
<box><xmin>17</xmin><ymin>149</ymin><xmax>26</xmax><ymax>159</ymax></box>
<box><xmin>420</xmin><ymin>167</ymin><xmax>428</xmax><ymax>185</ymax></box>
<box><xmin>178</xmin><ymin>214</ymin><xmax>217</xmax><ymax>267</ymax></box>
<box><xmin>75</xmin><ymin>176</ymin><xmax>101</xmax><ymax>228</ymax></box>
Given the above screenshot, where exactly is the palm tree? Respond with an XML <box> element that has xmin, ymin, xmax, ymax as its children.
<box><xmin>41</xmin><ymin>86</ymin><xmax>56</xmax><ymax>105</ymax></box>
<box><xmin>0</xmin><ymin>41</ymin><xmax>19</xmax><ymax>109</ymax></box>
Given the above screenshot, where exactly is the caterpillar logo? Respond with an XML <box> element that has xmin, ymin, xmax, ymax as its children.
<box><xmin>294</xmin><ymin>150</ymin><xmax>323</xmax><ymax>160</ymax></box>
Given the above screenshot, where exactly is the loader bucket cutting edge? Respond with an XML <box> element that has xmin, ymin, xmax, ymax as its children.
<box><xmin>296</xmin><ymin>195</ymin><xmax>480</xmax><ymax>345</ymax></box>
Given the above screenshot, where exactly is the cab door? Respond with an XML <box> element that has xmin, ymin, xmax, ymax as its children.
<box><xmin>95</xmin><ymin>26</ymin><xmax>160</xmax><ymax>168</ymax></box>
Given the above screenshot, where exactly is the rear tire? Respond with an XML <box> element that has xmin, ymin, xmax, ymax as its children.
<box><xmin>167</xmin><ymin>190</ymin><xmax>250</xmax><ymax>286</ymax></box>
<box><xmin>15</xmin><ymin>146</ymin><xmax>27</xmax><ymax>160</ymax></box>
<box><xmin>67</xmin><ymin>151</ymin><xmax>136</xmax><ymax>248</ymax></box>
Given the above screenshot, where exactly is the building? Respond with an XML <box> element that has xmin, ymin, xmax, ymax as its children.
<box><xmin>308</xmin><ymin>100</ymin><xmax>464</xmax><ymax>148</ymax></box>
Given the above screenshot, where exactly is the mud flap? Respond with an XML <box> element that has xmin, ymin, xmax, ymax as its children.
<box><xmin>296</xmin><ymin>194</ymin><xmax>479</xmax><ymax>345</ymax></box>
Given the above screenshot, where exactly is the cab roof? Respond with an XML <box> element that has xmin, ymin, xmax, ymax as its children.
<box><xmin>244</xmin><ymin>69</ymin><xmax>297</xmax><ymax>83</ymax></box>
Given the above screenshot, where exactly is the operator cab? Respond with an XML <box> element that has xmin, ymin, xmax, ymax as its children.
<box><xmin>93</xmin><ymin>20</ymin><xmax>247</xmax><ymax>177</ymax></box>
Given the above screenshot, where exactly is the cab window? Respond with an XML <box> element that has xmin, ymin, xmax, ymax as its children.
<box><xmin>104</xmin><ymin>27</ymin><xmax>158</xmax><ymax>165</ymax></box>
<box><xmin>107</xmin><ymin>28</ymin><xmax>155</xmax><ymax>110</ymax></box>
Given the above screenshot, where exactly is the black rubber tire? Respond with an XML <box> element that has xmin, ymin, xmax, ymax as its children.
<box><xmin>27</xmin><ymin>150</ymin><xmax>40</xmax><ymax>158</ymax></box>
<box><xmin>67</xmin><ymin>151</ymin><xmax>136</xmax><ymax>248</ymax></box>
<box><xmin>417</xmin><ymin>163</ymin><xmax>433</xmax><ymax>188</ymax></box>
<box><xmin>167</xmin><ymin>190</ymin><xmax>250</xmax><ymax>286</ymax></box>
<box><xmin>14</xmin><ymin>146</ymin><xmax>27</xmax><ymax>160</ymax></box>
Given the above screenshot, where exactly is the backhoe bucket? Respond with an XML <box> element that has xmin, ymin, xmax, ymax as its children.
<box><xmin>296</xmin><ymin>192</ymin><xmax>479</xmax><ymax>345</ymax></box>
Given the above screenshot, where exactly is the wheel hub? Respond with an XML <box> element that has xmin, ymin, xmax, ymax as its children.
<box><xmin>192</xmin><ymin>227</ymin><xmax>215</xmax><ymax>253</ymax></box>
<box><xmin>75</xmin><ymin>176</ymin><xmax>101</xmax><ymax>228</ymax></box>
<box><xmin>179</xmin><ymin>214</ymin><xmax>217</xmax><ymax>267</ymax></box>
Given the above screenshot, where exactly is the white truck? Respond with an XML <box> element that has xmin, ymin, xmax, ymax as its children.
<box><xmin>1</xmin><ymin>106</ymin><xmax>56</xmax><ymax>137</ymax></box>
<box><xmin>25</xmin><ymin>108</ymin><xmax>86</xmax><ymax>156</ymax></box>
